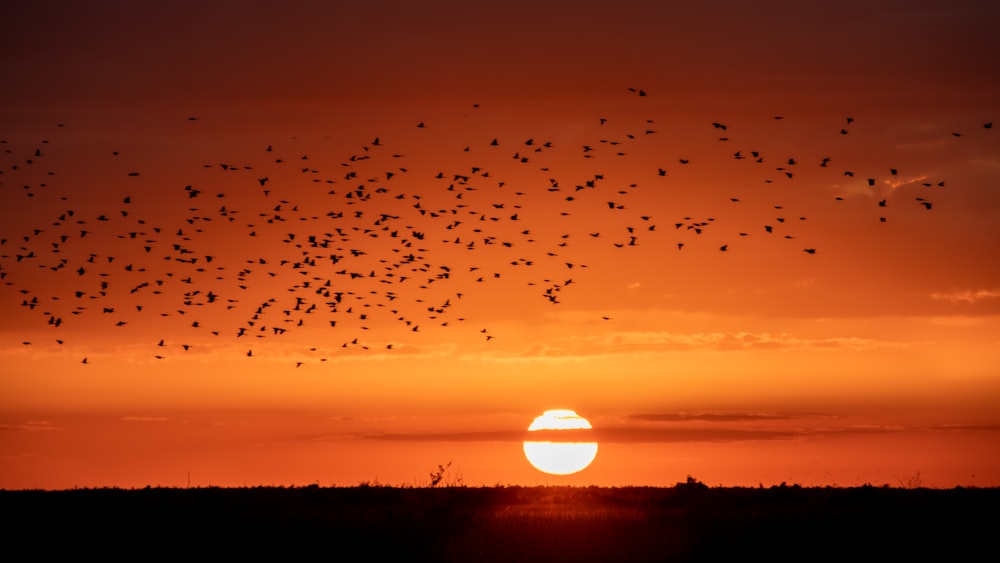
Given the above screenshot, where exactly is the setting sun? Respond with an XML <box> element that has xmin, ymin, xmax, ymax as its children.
<box><xmin>523</xmin><ymin>410</ymin><xmax>599</xmax><ymax>475</ymax></box>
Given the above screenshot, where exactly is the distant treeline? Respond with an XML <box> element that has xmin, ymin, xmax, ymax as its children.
<box><xmin>2</xmin><ymin>483</ymin><xmax>995</xmax><ymax>562</ymax></box>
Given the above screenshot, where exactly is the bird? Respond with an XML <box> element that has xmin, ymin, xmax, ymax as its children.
<box><xmin>2</xmin><ymin>86</ymin><xmax>980</xmax><ymax>370</ymax></box>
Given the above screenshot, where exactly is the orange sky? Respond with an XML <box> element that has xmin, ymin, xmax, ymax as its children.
<box><xmin>2</xmin><ymin>0</ymin><xmax>999</xmax><ymax>490</ymax></box>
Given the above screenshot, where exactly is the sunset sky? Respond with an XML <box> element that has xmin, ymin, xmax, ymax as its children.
<box><xmin>2</xmin><ymin>0</ymin><xmax>998</xmax><ymax>490</ymax></box>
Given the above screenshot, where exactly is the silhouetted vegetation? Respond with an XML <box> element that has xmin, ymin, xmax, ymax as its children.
<box><xmin>2</xmin><ymin>484</ymin><xmax>995</xmax><ymax>561</ymax></box>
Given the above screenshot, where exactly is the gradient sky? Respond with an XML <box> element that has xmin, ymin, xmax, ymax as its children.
<box><xmin>2</xmin><ymin>0</ymin><xmax>998</xmax><ymax>490</ymax></box>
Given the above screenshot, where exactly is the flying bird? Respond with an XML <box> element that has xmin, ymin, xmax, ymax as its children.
<box><xmin>2</xmin><ymin>86</ymin><xmax>981</xmax><ymax>370</ymax></box>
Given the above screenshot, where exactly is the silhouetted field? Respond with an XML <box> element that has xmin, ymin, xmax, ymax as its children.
<box><xmin>3</xmin><ymin>483</ymin><xmax>995</xmax><ymax>561</ymax></box>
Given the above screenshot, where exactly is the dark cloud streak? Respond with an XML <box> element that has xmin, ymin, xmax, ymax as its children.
<box><xmin>625</xmin><ymin>412</ymin><xmax>798</xmax><ymax>423</ymax></box>
<box><xmin>356</xmin><ymin>423</ymin><xmax>971</xmax><ymax>444</ymax></box>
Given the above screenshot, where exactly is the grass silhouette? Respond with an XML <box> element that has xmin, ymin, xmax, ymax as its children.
<box><xmin>2</xmin><ymin>483</ymin><xmax>995</xmax><ymax>561</ymax></box>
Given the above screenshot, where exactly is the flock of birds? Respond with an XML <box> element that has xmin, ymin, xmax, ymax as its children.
<box><xmin>1</xmin><ymin>88</ymin><xmax>992</xmax><ymax>367</ymax></box>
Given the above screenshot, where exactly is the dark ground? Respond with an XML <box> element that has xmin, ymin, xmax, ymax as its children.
<box><xmin>2</xmin><ymin>483</ymin><xmax>996</xmax><ymax>561</ymax></box>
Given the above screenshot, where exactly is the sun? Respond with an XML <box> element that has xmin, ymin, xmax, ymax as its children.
<box><xmin>523</xmin><ymin>409</ymin><xmax>598</xmax><ymax>475</ymax></box>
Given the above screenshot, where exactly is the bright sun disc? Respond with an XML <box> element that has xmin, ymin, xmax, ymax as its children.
<box><xmin>523</xmin><ymin>409</ymin><xmax>598</xmax><ymax>475</ymax></box>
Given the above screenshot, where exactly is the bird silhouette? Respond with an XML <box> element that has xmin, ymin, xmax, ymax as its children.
<box><xmin>0</xmin><ymin>86</ymin><xmax>982</xmax><ymax>366</ymax></box>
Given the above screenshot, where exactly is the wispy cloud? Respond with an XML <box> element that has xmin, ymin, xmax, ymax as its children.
<box><xmin>931</xmin><ymin>289</ymin><xmax>1000</xmax><ymax>304</ymax></box>
<box><xmin>469</xmin><ymin>330</ymin><xmax>897</xmax><ymax>361</ymax></box>
<box><xmin>0</xmin><ymin>420</ymin><xmax>59</xmax><ymax>432</ymax></box>
<box><xmin>924</xmin><ymin>315</ymin><xmax>990</xmax><ymax>327</ymax></box>
<box><xmin>199</xmin><ymin>340</ymin><xmax>461</xmax><ymax>365</ymax></box>
<box><xmin>625</xmin><ymin>412</ymin><xmax>797</xmax><ymax>423</ymax></box>
<box><xmin>926</xmin><ymin>423</ymin><xmax>1000</xmax><ymax>432</ymax></box>
<box><xmin>883</xmin><ymin>175</ymin><xmax>929</xmax><ymax>191</ymax></box>
<box><xmin>362</xmin><ymin>430</ymin><xmax>525</xmax><ymax>442</ymax></box>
